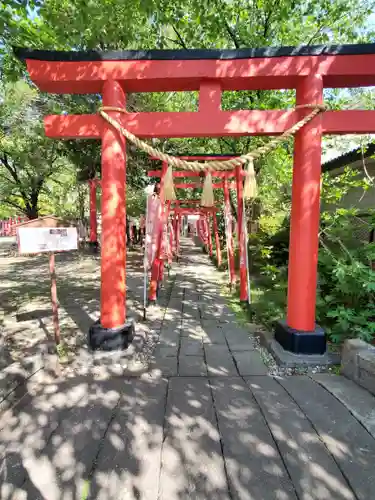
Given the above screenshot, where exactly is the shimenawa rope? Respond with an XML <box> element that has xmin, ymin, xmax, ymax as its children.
<box><xmin>98</xmin><ymin>103</ymin><xmax>325</xmax><ymax>201</ymax></box>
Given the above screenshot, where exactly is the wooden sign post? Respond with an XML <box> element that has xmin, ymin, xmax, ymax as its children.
<box><xmin>15</xmin><ymin>216</ymin><xmax>78</xmax><ymax>353</ymax></box>
<box><xmin>49</xmin><ymin>252</ymin><xmax>61</xmax><ymax>346</ymax></box>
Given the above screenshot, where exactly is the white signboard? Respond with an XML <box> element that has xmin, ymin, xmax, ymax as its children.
<box><xmin>18</xmin><ymin>227</ymin><xmax>78</xmax><ymax>254</ymax></box>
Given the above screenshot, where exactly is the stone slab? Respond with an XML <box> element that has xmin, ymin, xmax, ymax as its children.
<box><xmin>159</xmin><ymin>377</ymin><xmax>230</xmax><ymax>500</ymax></box>
<box><xmin>88</xmin><ymin>378</ymin><xmax>168</xmax><ymax>500</ymax></box>
<box><xmin>0</xmin><ymin>379</ymin><xmax>86</xmax><ymax>497</ymax></box>
<box><xmin>312</xmin><ymin>373</ymin><xmax>375</xmax><ymax>439</ymax></box>
<box><xmin>178</xmin><ymin>355</ymin><xmax>207</xmax><ymax>376</ymax></box>
<box><xmin>225</xmin><ymin>330</ymin><xmax>255</xmax><ymax>351</ymax></box>
<box><xmin>179</xmin><ymin>338</ymin><xmax>203</xmax><ymax>356</ymax></box>
<box><xmin>210</xmin><ymin>377</ymin><xmax>297</xmax><ymax>500</ymax></box>
<box><xmin>18</xmin><ymin>379</ymin><xmax>123</xmax><ymax>500</ymax></box>
<box><xmin>201</xmin><ymin>326</ymin><xmax>227</xmax><ymax>345</ymax></box>
<box><xmin>204</xmin><ymin>344</ymin><xmax>238</xmax><ymax>376</ymax></box>
<box><xmin>152</xmin><ymin>357</ymin><xmax>178</xmax><ymax>377</ymax></box>
<box><xmin>246</xmin><ymin>376</ymin><xmax>355</xmax><ymax>500</ymax></box>
<box><xmin>154</xmin><ymin>344</ymin><xmax>179</xmax><ymax>358</ymax></box>
<box><xmin>233</xmin><ymin>351</ymin><xmax>268</xmax><ymax>376</ymax></box>
<box><xmin>279</xmin><ymin>375</ymin><xmax>375</xmax><ymax>500</ymax></box>
<box><xmin>158</xmin><ymin>330</ymin><xmax>180</xmax><ymax>347</ymax></box>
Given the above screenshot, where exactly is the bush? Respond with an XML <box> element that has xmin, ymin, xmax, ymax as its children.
<box><xmin>317</xmin><ymin>240</ymin><xmax>375</xmax><ymax>344</ymax></box>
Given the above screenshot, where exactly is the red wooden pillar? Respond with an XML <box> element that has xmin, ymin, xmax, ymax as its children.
<box><xmin>100</xmin><ymin>80</ymin><xmax>126</xmax><ymax>328</ymax></box>
<box><xmin>223</xmin><ymin>179</ymin><xmax>235</xmax><ymax>285</ymax></box>
<box><xmin>236</xmin><ymin>165</ymin><xmax>248</xmax><ymax>302</ymax></box>
<box><xmin>89</xmin><ymin>180</ymin><xmax>98</xmax><ymax>243</ymax></box>
<box><xmin>176</xmin><ymin>214</ymin><xmax>181</xmax><ymax>256</ymax></box>
<box><xmin>207</xmin><ymin>215</ymin><xmax>213</xmax><ymax>256</ymax></box>
<box><xmin>198</xmin><ymin>217</ymin><xmax>203</xmax><ymax>243</ymax></box>
<box><xmin>276</xmin><ymin>74</ymin><xmax>326</xmax><ymax>354</ymax></box>
<box><xmin>287</xmin><ymin>75</ymin><xmax>323</xmax><ymax>330</ymax></box>
<box><xmin>213</xmin><ymin>211</ymin><xmax>222</xmax><ymax>267</ymax></box>
<box><xmin>149</xmin><ymin>162</ymin><xmax>167</xmax><ymax>302</ymax></box>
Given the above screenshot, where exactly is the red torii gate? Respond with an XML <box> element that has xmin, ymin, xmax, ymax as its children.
<box><xmin>147</xmin><ymin>161</ymin><xmax>225</xmax><ymax>302</ymax></box>
<box><xmin>171</xmin><ymin>202</ymin><xmax>221</xmax><ymax>262</ymax></box>
<box><xmin>148</xmin><ymin>156</ymin><xmax>240</xmax><ymax>289</ymax></box>
<box><xmin>15</xmin><ymin>43</ymin><xmax>375</xmax><ymax>355</ymax></box>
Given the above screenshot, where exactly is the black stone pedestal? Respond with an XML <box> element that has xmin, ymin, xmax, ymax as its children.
<box><xmin>88</xmin><ymin>319</ymin><xmax>135</xmax><ymax>351</ymax></box>
<box><xmin>274</xmin><ymin>320</ymin><xmax>326</xmax><ymax>355</ymax></box>
<box><xmin>87</xmin><ymin>241</ymin><xmax>99</xmax><ymax>254</ymax></box>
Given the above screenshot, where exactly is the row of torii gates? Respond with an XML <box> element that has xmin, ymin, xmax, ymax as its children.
<box><xmin>87</xmin><ymin>155</ymin><xmax>245</xmax><ymax>303</ymax></box>
<box><xmin>15</xmin><ymin>43</ymin><xmax>375</xmax><ymax>356</ymax></box>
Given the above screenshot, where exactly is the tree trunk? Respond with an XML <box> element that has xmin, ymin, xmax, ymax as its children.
<box><xmin>26</xmin><ymin>205</ymin><xmax>39</xmax><ymax>219</ymax></box>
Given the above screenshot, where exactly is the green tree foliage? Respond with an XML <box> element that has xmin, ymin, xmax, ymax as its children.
<box><xmin>0</xmin><ymin>80</ymin><xmax>68</xmax><ymax>218</ymax></box>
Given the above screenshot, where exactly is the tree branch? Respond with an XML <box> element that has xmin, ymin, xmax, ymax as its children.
<box><xmin>0</xmin><ymin>199</ymin><xmax>25</xmax><ymax>212</ymax></box>
<box><xmin>223</xmin><ymin>19</ymin><xmax>241</xmax><ymax>48</ymax></box>
<box><xmin>0</xmin><ymin>153</ymin><xmax>30</xmax><ymax>203</ymax></box>
<box><xmin>172</xmin><ymin>26</ymin><xmax>188</xmax><ymax>50</ymax></box>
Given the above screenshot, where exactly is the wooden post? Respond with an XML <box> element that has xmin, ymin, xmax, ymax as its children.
<box><xmin>49</xmin><ymin>252</ymin><xmax>61</xmax><ymax>346</ymax></box>
<box><xmin>213</xmin><ymin>211</ymin><xmax>222</xmax><ymax>266</ymax></box>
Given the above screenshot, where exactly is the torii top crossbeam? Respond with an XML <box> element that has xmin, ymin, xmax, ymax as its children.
<box><xmin>15</xmin><ymin>44</ymin><xmax>375</xmax><ymax>138</ymax></box>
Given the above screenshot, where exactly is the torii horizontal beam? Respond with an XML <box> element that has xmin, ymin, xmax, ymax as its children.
<box><xmin>43</xmin><ymin>110</ymin><xmax>375</xmax><ymax>138</ymax></box>
<box><xmin>150</xmin><ymin>155</ymin><xmax>241</xmax><ymax>160</ymax></box>
<box><xmin>17</xmin><ymin>45</ymin><xmax>375</xmax><ymax>93</ymax></box>
<box><xmin>174</xmin><ymin>182</ymin><xmax>236</xmax><ymax>189</ymax></box>
<box><xmin>171</xmin><ymin>207</ymin><xmax>217</xmax><ymax>214</ymax></box>
<box><xmin>148</xmin><ymin>170</ymin><xmax>244</xmax><ymax>178</ymax></box>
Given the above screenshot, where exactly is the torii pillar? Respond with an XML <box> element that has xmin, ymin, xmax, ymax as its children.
<box><xmin>89</xmin><ymin>81</ymin><xmax>135</xmax><ymax>349</ymax></box>
<box><xmin>275</xmin><ymin>74</ymin><xmax>325</xmax><ymax>354</ymax></box>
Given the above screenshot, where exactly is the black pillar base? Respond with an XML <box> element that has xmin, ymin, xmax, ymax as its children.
<box><xmin>87</xmin><ymin>241</ymin><xmax>99</xmax><ymax>254</ymax></box>
<box><xmin>274</xmin><ymin>320</ymin><xmax>326</xmax><ymax>355</ymax></box>
<box><xmin>88</xmin><ymin>319</ymin><xmax>135</xmax><ymax>351</ymax></box>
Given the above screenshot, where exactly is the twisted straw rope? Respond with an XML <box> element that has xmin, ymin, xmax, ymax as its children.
<box><xmin>99</xmin><ymin>104</ymin><xmax>326</xmax><ymax>172</ymax></box>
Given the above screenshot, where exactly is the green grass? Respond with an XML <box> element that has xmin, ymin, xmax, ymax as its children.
<box><xmin>220</xmin><ymin>273</ymin><xmax>287</xmax><ymax>330</ymax></box>
<box><xmin>81</xmin><ymin>480</ymin><xmax>90</xmax><ymax>500</ymax></box>
<box><xmin>208</xmin><ymin>244</ymin><xmax>287</xmax><ymax>330</ymax></box>
<box><xmin>250</xmin><ymin>280</ymin><xmax>287</xmax><ymax>329</ymax></box>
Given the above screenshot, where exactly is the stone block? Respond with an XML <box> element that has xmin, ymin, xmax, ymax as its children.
<box><xmin>180</xmin><ymin>338</ymin><xmax>203</xmax><ymax>356</ymax></box>
<box><xmin>341</xmin><ymin>338</ymin><xmax>375</xmax><ymax>396</ymax></box>
<box><xmin>178</xmin><ymin>355</ymin><xmax>207</xmax><ymax>376</ymax></box>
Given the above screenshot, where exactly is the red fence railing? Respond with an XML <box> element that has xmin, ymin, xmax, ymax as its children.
<box><xmin>0</xmin><ymin>217</ymin><xmax>28</xmax><ymax>237</ymax></box>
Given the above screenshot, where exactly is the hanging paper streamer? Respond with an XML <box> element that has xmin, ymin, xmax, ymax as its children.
<box><xmin>163</xmin><ymin>165</ymin><xmax>176</xmax><ymax>201</ymax></box>
<box><xmin>243</xmin><ymin>159</ymin><xmax>257</xmax><ymax>200</ymax></box>
<box><xmin>201</xmin><ymin>172</ymin><xmax>215</xmax><ymax>207</ymax></box>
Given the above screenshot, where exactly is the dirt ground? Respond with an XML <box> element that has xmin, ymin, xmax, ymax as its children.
<box><xmin>0</xmin><ymin>243</ymin><xmax>147</xmax><ymax>368</ymax></box>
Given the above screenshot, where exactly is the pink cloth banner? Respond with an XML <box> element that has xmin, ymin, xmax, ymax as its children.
<box><xmin>144</xmin><ymin>194</ymin><xmax>162</xmax><ymax>270</ymax></box>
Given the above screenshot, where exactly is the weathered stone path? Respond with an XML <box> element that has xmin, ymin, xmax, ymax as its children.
<box><xmin>1</xmin><ymin>238</ymin><xmax>375</xmax><ymax>499</ymax></box>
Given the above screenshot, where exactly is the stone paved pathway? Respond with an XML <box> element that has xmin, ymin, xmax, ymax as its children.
<box><xmin>1</xmin><ymin>238</ymin><xmax>375</xmax><ymax>499</ymax></box>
